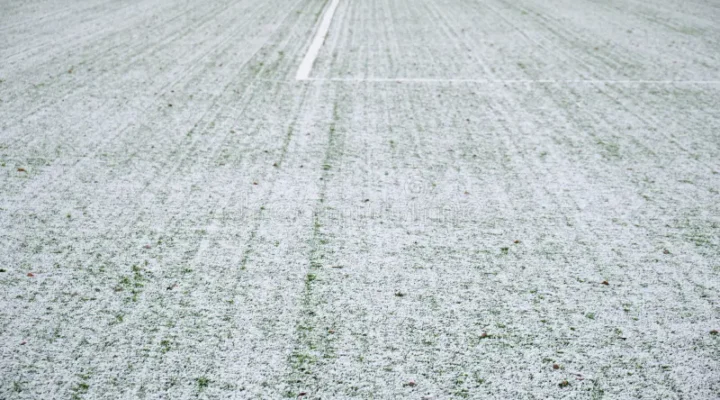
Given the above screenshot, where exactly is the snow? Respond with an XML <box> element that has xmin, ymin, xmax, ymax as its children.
<box><xmin>1</xmin><ymin>0</ymin><xmax>719</xmax><ymax>398</ymax></box>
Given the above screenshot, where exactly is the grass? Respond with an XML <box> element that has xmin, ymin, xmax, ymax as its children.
<box><xmin>196</xmin><ymin>377</ymin><xmax>210</xmax><ymax>390</ymax></box>
<box><xmin>596</xmin><ymin>139</ymin><xmax>620</xmax><ymax>158</ymax></box>
<box><xmin>70</xmin><ymin>373</ymin><xmax>91</xmax><ymax>400</ymax></box>
<box><xmin>160</xmin><ymin>339</ymin><xmax>172</xmax><ymax>354</ymax></box>
<box><xmin>116</xmin><ymin>264</ymin><xmax>148</xmax><ymax>302</ymax></box>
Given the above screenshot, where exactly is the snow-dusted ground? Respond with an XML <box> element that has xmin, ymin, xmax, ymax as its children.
<box><xmin>1</xmin><ymin>0</ymin><xmax>719</xmax><ymax>398</ymax></box>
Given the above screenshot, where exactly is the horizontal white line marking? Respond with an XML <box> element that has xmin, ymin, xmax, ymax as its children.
<box><xmin>295</xmin><ymin>0</ymin><xmax>339</xmax><ymax>81</ymax></box>
<box><xmin>304</xmin><ymin>77</ymin><xmax>720</xmax><ymax>84</ymax></box>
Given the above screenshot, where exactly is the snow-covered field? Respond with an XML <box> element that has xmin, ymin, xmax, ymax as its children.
<box><xmin>1</xmin><ymin>0</ymin><xmax>719</xmax><ymax>398</ymax></box>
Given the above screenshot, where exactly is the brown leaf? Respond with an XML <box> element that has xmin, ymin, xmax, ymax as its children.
<box><xmin>26</xmin><ymin>272</ymin><xmax>34</xmax><ymax>277</ymax></box>
<box><xmin>601</xmin><ymin>280</ymin><xmax>609</xmax><ymax>285</ymax></box>
<box><xmin>553</xmin><ymin>364</ymin><xmax>560</xmax><ymax>370</ymax></box>
<box><xmin>17</xmin><ymin>168</ymin><xmax>26</xmax><ymax>172</ymax></box>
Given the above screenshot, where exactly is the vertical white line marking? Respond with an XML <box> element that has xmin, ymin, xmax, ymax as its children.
<box><xmin>296</xmin><ymin>0</ymin><xmax>339</xmax><ymax>80</ymax></box>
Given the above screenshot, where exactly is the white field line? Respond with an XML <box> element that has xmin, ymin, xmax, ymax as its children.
<box><xmin>303</xmin><ymin>77</ymin><xmax>720</xmax><ymax>84</ymax></box>
<box><xmin>295</xmin><ymin>0</ymin><xmax>339</xmax><ymax>80</ymax></box>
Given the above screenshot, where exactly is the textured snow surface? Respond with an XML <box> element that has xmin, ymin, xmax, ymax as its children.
<box><xmin>1</xmin><ymin>0</ymin><xmax>719</xmax><ymax>398</ymax></box>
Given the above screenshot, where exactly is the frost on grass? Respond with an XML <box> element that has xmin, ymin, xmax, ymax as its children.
<box><xmin>1</xmin><ymin>0</ymin><xmax>720</xmax><ymax>398</ymax></box>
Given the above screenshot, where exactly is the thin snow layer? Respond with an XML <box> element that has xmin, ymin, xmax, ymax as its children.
<box><xmin>0</xmin><ymin>0</ymin><xmax>719</xmax><ymax>399</ymax></box>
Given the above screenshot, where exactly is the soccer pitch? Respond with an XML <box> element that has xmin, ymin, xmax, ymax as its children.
<box><xmin>1</xmin><ymin>0</ymin><xmax>719</xmax><ymax>398</ymax></box>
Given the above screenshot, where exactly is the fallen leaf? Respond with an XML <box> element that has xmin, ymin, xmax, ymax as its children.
<box><xmin>559</xmin><ymin>380</ymin><xmax>570</xmax><ymax>388</ymax></box>
<box><xmin>601</xmin><ymin>280</ymin><xmax>609</xmax><ymax>285</ymax></box>
<box><xmin>17</xmin><ymin>168</ymin><xmax>26</xmax><ymax>172</ymax></box>
<box><xmin>553</xmin><ymin>364</ymin><xmax>560</xmax><ymax>370</ymax></box>
<box><xmin>403</xmin><ymin>381</ymin><xmax>416</xmax><ymax>387</ymax></box>
<box><xmin>27</xmin><ymin>272</ymin><xmax>34</xmax><ymax>277</ymax></box>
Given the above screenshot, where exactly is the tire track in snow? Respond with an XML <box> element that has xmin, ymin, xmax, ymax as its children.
<box><xmin>284</xmin><ymin>86</ymin><xmax>347</xmax><ymax>397</ymax></box>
